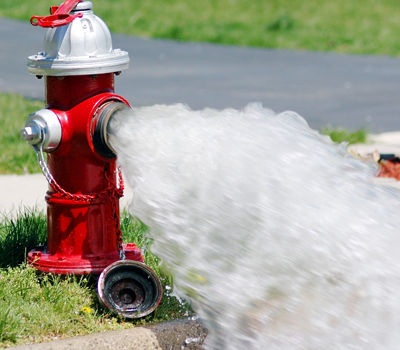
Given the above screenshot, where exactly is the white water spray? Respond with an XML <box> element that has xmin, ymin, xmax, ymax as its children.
<box><xmin>109</xmin><ymin>103</ymin><xmax>400</xmax><ymax>349</ymax></box>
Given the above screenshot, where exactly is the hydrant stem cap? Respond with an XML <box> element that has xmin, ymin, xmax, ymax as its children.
<box><xmin>27</xmin><ymin>1</ymin><xmax>129</xmax><ymax>76</ymax></box>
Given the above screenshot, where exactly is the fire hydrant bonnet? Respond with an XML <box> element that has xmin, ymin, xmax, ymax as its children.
<box><xmin>27</xmin><ymin>1</ymin><xmax>129</xmax><ymax>76</ymax></box>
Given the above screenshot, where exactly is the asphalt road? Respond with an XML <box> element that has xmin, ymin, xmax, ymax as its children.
<box><xmin>1</xmin><ymin>17</ymin><xmax>400</xmax><ymax>132</ymax></box>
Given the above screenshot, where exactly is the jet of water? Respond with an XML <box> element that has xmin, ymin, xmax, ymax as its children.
<box><xmin>109</xmin><ymin>103</ymin><xmax>400</xmax><ymax>350</ymax></box>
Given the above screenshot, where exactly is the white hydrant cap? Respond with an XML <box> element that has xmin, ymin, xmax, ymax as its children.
<box><xmin>27</xmin><ymin>1</ymin><xmax>129</xmax><ymax>76</ymax></box>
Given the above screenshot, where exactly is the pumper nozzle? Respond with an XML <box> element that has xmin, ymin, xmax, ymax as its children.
<box><xmin>92</xmin><ymin>101</ymin><xmax>131</xmax><ymax>158</ymax></box>
<box><xmin>98</xmin><ymin>260</ymin><xmax>163</xmax><ymax>318</ymax></box>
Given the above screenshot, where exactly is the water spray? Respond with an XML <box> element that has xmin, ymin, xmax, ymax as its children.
<box><xmin>20</xmin><ymin>0</ymin><xmax>162</xmax><ymax>318</ymax></box>
<box><xmin>108</xmin><ymin>103</ymin><xmax>400</xmax><ymax>349</ymax></box>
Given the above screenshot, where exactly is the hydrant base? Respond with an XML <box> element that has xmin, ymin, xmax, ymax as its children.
<box><xmin>27</xmin><ymin>243</ymin><xmax>144</xmax><ymax>275</ymax></box>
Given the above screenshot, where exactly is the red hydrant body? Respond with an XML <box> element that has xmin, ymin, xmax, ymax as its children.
<box><xmin>27</xmin><ymin>74</ymin><xmax>143</xmax><ymax>274</ymax></box>
<box><xmin>22</xmin><ymin>0</ymin><xmax>163</xmax><ymax>317</ymax></box>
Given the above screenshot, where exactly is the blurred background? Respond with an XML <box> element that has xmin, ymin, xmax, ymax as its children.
<box><xmin>2</xmin><ymin>0</ymin><xmax>400</xmax><ymax>55</ymax></box>
<box><xmin>1</xmin><ymin>0</ymin><xmax>400</xmax><ymax>174</ymax></box>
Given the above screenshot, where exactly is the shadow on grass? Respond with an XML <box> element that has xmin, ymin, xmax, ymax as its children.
<box><xmin>0</xmin><ymin>207</ymin><xmax>46</xmax><ymax>268</ymax></box>
<box><xmin>0</xmin><ymin>208</ymin><xmax>193</xmax><ymax>347</ymax></box>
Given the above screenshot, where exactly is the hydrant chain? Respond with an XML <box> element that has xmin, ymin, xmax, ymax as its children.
<box><xmin>106</xmin><ymin>167</ymin><xmax>126</xmax><ymax>260</ymax></box>
<box><xmin>35</xmin><ymin>141</ymin><xmax>126</xmax><ymax>260</ymax></box>
<box><xmin>34</xmin><ymin>144</ymin><xmax>96</xmax><ymax>201</ymax></box>
<box><xmin>33</xmin><ymin>144</ymin><xmax>121</xmax><ymax>203</ymax></box>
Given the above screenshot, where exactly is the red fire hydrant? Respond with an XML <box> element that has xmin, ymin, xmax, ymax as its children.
<box><xmin>21</xmin><ymin>0</ymin><xmax>162</xmax><ymax>318</ymax></box>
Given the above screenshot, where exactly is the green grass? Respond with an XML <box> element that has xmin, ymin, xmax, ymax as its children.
<box><xmin>321</xmin><ymin>126</ymin><xmax>368</xmax><ymax>145</ymax></box>
<box><xmin>0</xmin><ymin>267</ymin><xmax>110</xmax><ymax>346</ymax></box>
<box><xmin>0</xmin><ymin>210</ymin><xmax>192</xmax><ymax>348</ymax></box>
<box><xmin>1</xmin><ymin>0</ymin><xmax>400</xmax><ymax>55</ymax></box>
<box><xmin>0</xmin><ymin>208</ymin><xmax>46</xmax><ymax>268</ymax></box>
<box><xmin>0</xmin><ymin>93</ymin><xmax>42</xmax><ymax>174</ymax></box>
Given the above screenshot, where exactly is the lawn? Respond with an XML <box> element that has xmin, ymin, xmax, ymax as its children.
<box><xmin>0</xmin><ymin>209</ymin><xmax>192</xmax><ymax>348</ymax></box>
<box><xmin>0</xmin><ymin>93</ymin><xmax>42</xmax><ymax>175</ymax></box>
<box><xmin>1</xmin><ymin>0</ymin><xmax>400</xmax><ymax>56</ymax></box>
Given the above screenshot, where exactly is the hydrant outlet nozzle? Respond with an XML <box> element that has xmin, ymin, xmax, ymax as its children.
<box><xmin>92</xmin><ymin>101</ymin><xmax>131</xmax><ymax>159</ymax></box>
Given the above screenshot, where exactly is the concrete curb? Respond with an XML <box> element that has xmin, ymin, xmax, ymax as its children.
<box><xmin>11</xmin><ymin>317</ymin><xmax>207</xmax><ymax>350</ymax></box>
